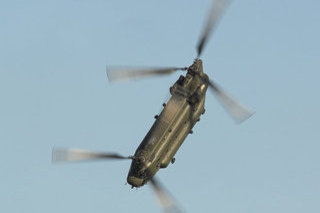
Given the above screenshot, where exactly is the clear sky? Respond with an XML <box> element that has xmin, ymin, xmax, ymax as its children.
<box><xmin>1</xmin><ymin>0</ymin><xmax>319</xmax><ymax>212</ymax></box>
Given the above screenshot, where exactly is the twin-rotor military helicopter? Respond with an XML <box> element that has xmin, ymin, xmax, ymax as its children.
<box><xmin>52</xmin><ymin>0</ymin><xmax>253</xmax><ymax>212</ymax></box>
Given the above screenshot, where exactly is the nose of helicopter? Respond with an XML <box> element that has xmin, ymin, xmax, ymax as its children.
<box><xmin>127</xmin><ymin>175</ymin><xmax>145</xmax><ymax>187</ymax></box>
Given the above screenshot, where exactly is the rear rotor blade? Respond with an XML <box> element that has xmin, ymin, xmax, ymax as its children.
<box><xmin>208</xmin><ymin>80</ymin><xmax>253</xmax><ymax>123</ymax></box>
<box><xmin>197</xmin><ymin>0</ymin><xmax>231</xmax><ymax>57</ymax></box>
<box><xmin>107</xmin><ymin>66</ymin><xmax>187</xmax><ymax>82</ymax></box>
<box><xmin>52</xmin><ymin>147</ymin><xmax>131</xmax><ymax>163</ymax></box>
<box><xmin>150</xmin><ymin>178</ymin><xmax>183</xmax><ymax>213</ymax></box>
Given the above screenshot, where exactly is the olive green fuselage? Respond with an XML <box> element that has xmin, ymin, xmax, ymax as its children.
<box><xmin>127</xmin><ymin>59</ymin><xmax>208</xmax><ymax>187</ymax></box>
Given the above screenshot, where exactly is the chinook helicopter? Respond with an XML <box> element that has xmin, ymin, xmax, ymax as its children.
<box><xmin>52</xmin><ymin>0</ymin><xmax>253</xmax><ymax>212</ymax></box>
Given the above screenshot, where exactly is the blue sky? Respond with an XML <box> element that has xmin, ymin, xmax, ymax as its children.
<box><xmin>1</xmin><ymin>0</ymin><xmax>319</xmax><ymax>212</ymax></box>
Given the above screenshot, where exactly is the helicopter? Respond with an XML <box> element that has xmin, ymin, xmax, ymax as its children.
<box><xmin>52</xmin><ymin>0</ymin><xmax>253</xmax><ymax>212</ymax></box>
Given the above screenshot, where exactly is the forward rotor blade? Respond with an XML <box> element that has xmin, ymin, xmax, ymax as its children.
<box><xmin>107</xmin><ymin>66</ymin><xmax>187</xmax><ymax>82</ymax></box>
<box><xmin>52</xmin><ymin>147</ymin><xmax>131</xmax><ymax>163</ymax></box>
<box><xmin>150</xmin><ymin>178</ymin><xmax>183</xmax><ymax>213</ymax></box>
<box><xmin>208</xmin><ymin>80</ymin><xmax>253</xmax><ymax>123</ymax></box>
<box><xmin>197</xmin><ymin>0</ymin><xmax>231</xmax><ymax>57</ymax></box>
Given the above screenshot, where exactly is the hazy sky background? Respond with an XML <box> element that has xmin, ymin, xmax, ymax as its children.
<box><xmin>1</xmin><ymin>0</ymin><xmax>319</xmax><ymax>212</ymax></box>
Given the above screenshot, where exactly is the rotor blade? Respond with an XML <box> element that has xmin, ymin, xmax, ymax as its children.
<box><xmin>150</xmin><ymin>178</ymin><xmax>183</xmax><ymax>213</ymax></box>
<box><xmin>52</xmin><ymin>147</ymin><xmax>131</xmax><ymax>163</ymax></box>
<box><xmin>197</xmin><ymin>0</ymin><xmax>231</xmax><ymax>57</ymax></box>
<box><xmin>208</xmin><ymin>80</ymin><xmax>254</xmax><ymax>123</ymax></box>
<box><xmin>107</xmin><ymin>66</ymin><xmax>187</xmax><ymax>82</ymax></box>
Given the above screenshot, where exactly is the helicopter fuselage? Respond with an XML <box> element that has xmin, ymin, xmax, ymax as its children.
<box><xmin>127</xmin><ymin>59</ymin><xmax>208</xmax><ymax>187</ymax></box>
